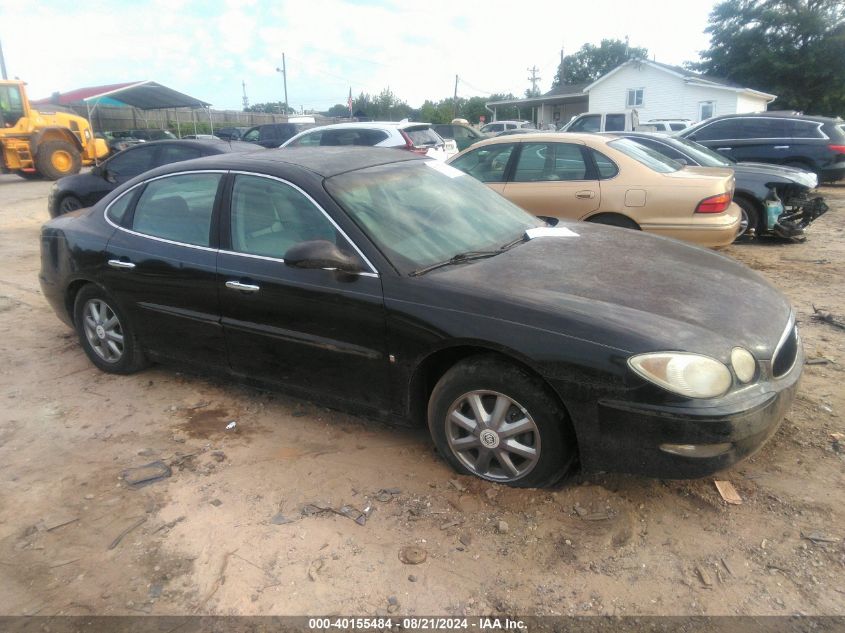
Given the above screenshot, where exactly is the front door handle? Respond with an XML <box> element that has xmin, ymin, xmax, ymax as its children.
<box><xmin>107</xmin><ymin>259</ymin><xmax>135</xmax><ymax>270</ymax></box>
<box><xmin>225</xmin><ymin>281</ymin><xmax>260</xmax><ymax>293</ymax></box>
<box><xmin>575</xmin><ymin>190</ymin><xmax>596</xmax><ymax>199</ymax></box>
<box><xmin>774</xmin><ymin>145</ymin><xmax>790</xmax><ymax>149</ymax></box>
<box><xmin>716</xmin><ymin>147</ymin><xmax>732</xmax><ymax>151</ymax></box>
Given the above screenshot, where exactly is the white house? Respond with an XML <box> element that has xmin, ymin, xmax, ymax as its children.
<box><xmin>585</xmin><ymin>60</ymin><xmax>776</xmax><ymax>123</ymax></box>
<box><xmin>486</xmin><ymin>59</ymin><xmax>776</xmax><ymax>127</ymax></box>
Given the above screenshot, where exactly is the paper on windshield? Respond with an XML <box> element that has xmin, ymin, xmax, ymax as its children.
<box><xmin>525</xmin><ymin>227</ymin><xmax>579</xmax><ymax>239</ymax></box>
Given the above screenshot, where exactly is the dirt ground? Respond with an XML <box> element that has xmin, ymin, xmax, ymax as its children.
<box><xmin>0</xmin><ymin>174</ymin><xmax>843</xmax><ymax>618</ymax></box>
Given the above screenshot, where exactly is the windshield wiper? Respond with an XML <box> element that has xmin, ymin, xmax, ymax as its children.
<box><xmin>409</xmin><ymin>236</ymin><xmax>526</xmax><ymax>277</ymax></box>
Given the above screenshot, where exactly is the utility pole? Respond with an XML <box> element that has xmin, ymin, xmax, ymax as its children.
<box><xmin>241</xmin><ymin>80</ymin><xmax>249</xmax><ymax>109</ymax></box>
<box><xmin>0</xmin><ymin>39</ymin><xmax>8</xmax><ymax>80</ymax></box>
<box><xmin>527</xmin><ymin>66</ymin><xmax>541</xmax><ymax>96</ymax></box>
<box><xmin>453</xmin><ymin>74</ymin><xmax>458</xmax><ymax>119</ymax></box>
<box><xmin>275</xmin><ymin>53</ymin><xmax>288</xmax><ymax>115</ymax></box>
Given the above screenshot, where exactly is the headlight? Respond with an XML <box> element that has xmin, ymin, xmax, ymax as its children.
<box><xmin>629</xmin><ymin>352</ymin><xmax>732</xmax><ymax>399</ymax></box>
<box><xmin>730</xmin><ymin>347</ymin><xmax>757</xmax><ymax>383</ymax></box>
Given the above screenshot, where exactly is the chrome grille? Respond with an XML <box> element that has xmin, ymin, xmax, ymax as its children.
<box><xmin>772</xmin><ymin>320</ymin><xmax>799</xmax><ymax>378</ymax></box>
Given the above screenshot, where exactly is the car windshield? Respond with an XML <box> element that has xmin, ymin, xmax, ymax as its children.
<box><xmin>664</xmin><ymin>136</ymin><xmax>734</xmax><ymax>167</ymax></box>
<box><xmin>325</xmin><ymin>160</ymin><xmax>543</xmax><ymax>274</ymax></box>
<box><xmin>608</xmin><ymin>138</ymin><xmax>682</xmax><ymax>173</ymax></box>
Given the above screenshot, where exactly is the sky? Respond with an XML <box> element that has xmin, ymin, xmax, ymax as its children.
<box><xmin>0</xmin><ymin>0</ymin><xmax>718</xmax><ymax>112</ymax></box>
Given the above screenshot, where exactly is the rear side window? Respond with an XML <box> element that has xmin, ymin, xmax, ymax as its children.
<box><xmin>106</xmin><ymin>191</ymin><xmax>135</xmax><ymax>225</ymax></box>
<box><xmin>589</xmin><ymin>149</ymin><xmax>619</xmax><ymax>178</ymax></box>
<box><xmin>289</xmin><ymin>131</ymin><xmax>322</xmax><ymax>147</ymax></box>
<box><xmin>131</xmin><ymin>173</ymin><xmax>222</xmax><ymax>246</ymax></box>
<box><xmin>404</xmin><ymin>127</ymin><xmax>441</xmax><ymax>147</ymax></box>
<box><xmin>513</xmin><ymin>143</ymin><xmax>588</xmax><ymax>182</ymax></box>
<box><xmin>320</xmin><ymin>129</ymin><xmax>389</xmax><ymax>146</ymax></box>
<box><xmin>605</xmin><ymin>114</ymin><xmax>626</xmax><ymax>132</ymax></box>
<box><xmin>737</xmin><ymin>118</ymin><xmax>789</xmax><ymax>138</ymax></box>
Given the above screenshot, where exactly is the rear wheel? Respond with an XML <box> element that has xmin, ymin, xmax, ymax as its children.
<box><xmin>73</xmin><ymin>285</ymin><xmax>146</xmax><ymax>374</ymax></box>
<box><xmin>734</xmin><ymin>197</ymin><xmax>761</xmax><ymax>238</ymax></box>
<box><xmin>585</xmin><ymin>213</ymin><xmax>640</xmax><ymax>230</ymax></box>
<box><xmin>428</xmin><ymin>356</ymin><xmax>577</xmax><ymax>487</ymax></box>
<box><xmin>35</xmin><ymin>140</ymin><xmax>82</xmax><ymax>180</ymax></box>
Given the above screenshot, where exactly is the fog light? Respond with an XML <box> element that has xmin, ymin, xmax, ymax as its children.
<box><xmin>731</xmin><ymin>347</ymin><xmax>757</xmax><ymax>383</ymax></box>
<box><xmin>660</xmin><ymin>443</ymin><xmax>732</xmax><ymax>458</ymax></box>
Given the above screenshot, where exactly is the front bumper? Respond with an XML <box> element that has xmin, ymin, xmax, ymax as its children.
<box><xmin>579</xmin><ymin>347</ymin><xmax>802</xmax><ymax>479</ymax></box>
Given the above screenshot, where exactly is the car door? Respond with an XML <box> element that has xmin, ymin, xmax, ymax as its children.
<box><xmin>726</xmin><ymin>118</ymin><xmax>790</xmax><ymax>164</ymax></box>
<box><xmin>217</xmin><ymin>173</ymin><xmax>391</xmax><ymax>411</ymax></box>
<box><xmin>502</xmin><ymin>141</ymin><xmax>600</xmax><ymax>220</ymax></box>
<box><xmin>447</xmin><ymin>142</ymin><xmax>516</xmax><ymax>196</ymax></box>
<box><xmin>103</xmin><ymin>171</ymin><xmax>227</xmax><ymax>367</ymax></box>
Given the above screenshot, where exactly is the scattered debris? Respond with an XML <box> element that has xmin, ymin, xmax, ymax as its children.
<box><xmin>42</xmin><ymin>514</ymin><xmax>79</xmax><ymax>532</ymax></box>
<box><xmin>225</xmin><ymin>421</ymin><xmax>237</xmax><ymax>430</ymax></box>
<box><xmin>108</xmin><ymin>516</ymin><xmax>147</xmax><ymax>550</ymax></box>
<box><xmin>714</xmin><ymin>480</ymin><xmax>743</xmax><ymax>505</ymax></box>
<box><xmin>84</xmin><ymin>494</ymin><xmax>95</xmax><ymax>500</ymax></box>
<box><xmin>484</xmin><ymin>488</ymin><xmax>499</xmax><ymax>502</ymax></box>
<box><xmin>154</xmin><ymin>516</ymin><xmax>186</xmax><ymax>534</ymax></box>
<box><xmin>573</xmin><ymin>503</ymin><xmax>588</xmax><ymax>517</ymax></box>
<box><xmin>459</xmin><ymin>532</ymin><xmax>472</xmax><ymax>547</ymax></box>
<box><xmin>408</xmin><ymin>574</ymin><xmax>418</xmax><ymax>582</ymax></box>
<box><xmin>308</xmin><ymin>558</ymin><xmax>324</xmax><ymax>581</ymax></box>
<box><xmin>121</xmin><ymin>461</ymin><xmax>172</xmax><ymax>489</ymax></box>
<box><xmin>831</xmin><ymin>433</ymin><xmax>844</xmax><ymax>454</ymax></box>
<box><xmin>440</xmin><ymin>519</ymin><xmax>462</xmax><ymax>531</ymax></box>
<box><xmin>387</xmin><ymin>595</ymin><xmax>400</xmax><ymax>614</ymax></box>
<box><xmin>805</xmin><ymin>358</ymin><xmax>830</xmax><ymax>366</ymax></box>
<box><xmin>695</xmin><ymin>565</ymin><xmax>713</xmax><ymax>587</ymax></box>
<box><xmin>812</xmin><ymin>306</ymin><xmax>845</xmax><ymax>331</ymax></box>
<box><xmin>720</xmin><ymin>557</ymin><xmax>735</xmax><ymax>577</ymax></box>
<box><xmin>497</xmin><ymin>520</ymin><xmax>510</xmax><ymax>534</ymax></box>
<box><xmin>49</xmin><ymin>559</ymin><xmax>79</xmax><ymax>569</ymax></box>
<box><xmin>398</xmin><ymin>546</ymin><xmax>427</xmax><ymax>565</ymax></box>
<box><xmin>801</xmin><ymin>531</ymin><xmax>840</xmax><ymax>544</ymax></box>
<box><xmin>210</xmin><ymin>499</ymin><xmax>223</xmax><ymax>507</ymax></box>
<box><xmin>583</xmin><ymin>512</ymin><xmax>610</xmax><ymax>521</ymax></box>
<box><xmin>270</xmin><ymin>512</ymin><xmax>296</xmax><ymax>525</ymax></box>
<box><xmin>300</xmin><ymin>501</ymin><xmax>373</xmax><ymax>526</ymax></box>
<box><xmin>449</xmin><ymin>479</ymin><xmax>467</xmax><ymax>493</ymax></box>
<box><xmin>211</xmin><ymin>451</ymin><xmax>226</xmax><ymax>462</ymax></box>
<box><xmin>376</xmin><ymin>488</ymin><xmax>401</xmax><ymax>502</ymax></box>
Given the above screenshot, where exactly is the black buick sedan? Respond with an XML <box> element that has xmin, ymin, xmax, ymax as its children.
<box><xmin>39</xmin><ymin>148</ymin><xmax>802</xmax><ymax>487</ymax></box>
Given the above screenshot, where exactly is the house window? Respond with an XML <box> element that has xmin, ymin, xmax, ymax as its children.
<box><xmin>699</xmin><ymin>101</ymin><xmax>716</xmax><ymax>121</ymax></box>
<box><xmin>626</xmin><ymin>88</ymin><xmax>644</xmax><ymax>107</ymax></box>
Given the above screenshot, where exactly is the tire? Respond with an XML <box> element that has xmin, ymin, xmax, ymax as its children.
<box><xmin>16</xmin><ymin>171</ymin><xmax>42</xmax><ymax>180</ymax></box>
<box><xmin>35</xmin><ymin>140</ymin><xmax>82</xmax><ymax>180</ymax></box>
<box><xmin>57</xmin><ymin>195</ymin><xmax>83</xmax><ymax>215</ymax></box>
<box><xmin>734</xmin><ymin>196</ymin><xmax>760</xmax><ymax>238</ymax></box>
<box><xmin>427</xmin><ymin>356</ymin><xmax>577</xmax><ymax>488</ymax></box>
<box><xmin>73</xmin><ymin>285</ymin><xmax>146</xmax><ymax>374</ymax></box>
<box><xmin>585</xmin><ymin>213</ymin><xmax>640</xmax><ymax>230</ymax></box>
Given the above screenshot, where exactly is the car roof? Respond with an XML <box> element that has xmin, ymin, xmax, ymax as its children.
<box><xmin>121</xmin><ymin>139</ymin><xmax>258</xmax><ymax>153</ymax></box>
<box><xmin>152</xmin><ymin>146</ymin><xmax>425</xmax><ymax>179</ymax></box>
<box><xmin>294</xmin><ymin>121</ymin><xmax>432</xmax><ymax>132</ymax></box>
<box><xmin>469</xmin><ymin>131</ymin><xmax>605</xmax><ymax>147</ymax></box>
<box><xmin>704</xmin><ymin>111</ymin><xmax>843</xmax><ymax>124</ymax></box>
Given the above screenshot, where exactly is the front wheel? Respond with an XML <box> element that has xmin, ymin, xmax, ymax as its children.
<box><xmin>35</xmin><ymin>140</ymin><xmax>82</xmax><ymax>180</ymax></box>
<box><xmin>57</xmin><ymin>195</ymin><xmax>84</xmax><ymax>215</ymax></box>
<box><xmin>73</xmin><ymin>285</ymin><xmax>146</xmax><ymax>374</ymax></box>
<box><xmin>427</xmin><ymin>356</ymin><xmax>577</xmax><ymax>487</ymax></box>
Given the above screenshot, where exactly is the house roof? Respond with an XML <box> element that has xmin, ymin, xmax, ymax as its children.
<box><xmin>584</xmin><ymin>60</ymin><xmax>777</xmax><ymax>101</ymax></box>
<box><xmin>33</xmin><ymin>81</ymin><xmax>211</xmax><ymax>109</ymax></box>
<box><xmin>487</xmin><ymin>82</ymin><xmax>588</xmax><ymax>107</ymax></box>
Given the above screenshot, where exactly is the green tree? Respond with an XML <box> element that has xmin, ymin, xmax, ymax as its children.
<box><xmin>324</xmin><ymin>104</ymin><xmax>351</xmax><ymax>117</ymax></box>
<box><xmin>244</xmin><ymin>102</ymin><xmax>290</xmax><ymax>114</ymax></box>
<box><xmin>553</xmin><ymin>39</ymin><xmax>648</xmax><ymax>86</ymax></box>
<box><xmin>690</xmin><ymin>0</ymin><xmax>845</xmax><ymax>115</ymax></box>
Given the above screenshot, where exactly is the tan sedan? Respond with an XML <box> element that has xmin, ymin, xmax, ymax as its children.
<box><xmin>446</xmin><ymin>132</ymin><xmax>741</xmax><ymax>247</ymax></box>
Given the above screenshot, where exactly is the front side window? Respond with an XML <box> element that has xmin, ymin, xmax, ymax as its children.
<box><xmin>688</xmin><ymin>118</ymin><xmax>739</xmax><ymax>141</ymax></box>
<box><xmin>0</xmin><ymin>85</ymin><xmax>25</xmax><ymax>127</ymax></box>
<box><xmin>449</xmin><ymin>143</ymin><xmax>515</xmax><ymax>182</ymax></box>
<box><xmin>243</xmin><ymin>128</ymin><xmax>260</xmax><ymax>142</ymax></box>
<box><xmin>230</xmin><ymin>175</ymin><xmax>339</xmax><ymax>259</ymax></box>
<box><xmin>132</xmin><ymin>173</ymin><xmax>222</xmax><ymax>246</ymax></box>
<box><xmin>106</xmin><ymin>146</ymin><xmax>157</xmax><ymax>179</ymax></box>
<box><xmin>513</xmin><ymin>143</ymin><xmax>588</xmax><ymax>182</ymax></box>
<box><xmin>626</xmin><ymin>88</ymin><xmax>644</xmax><ymax>107</ymax></box>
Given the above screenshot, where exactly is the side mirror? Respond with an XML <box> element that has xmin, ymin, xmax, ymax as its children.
<box><xmin>283</xmin><ymin>240</ymin><xmax>362</xmax><ymax>273</ymax></box>
<box><xmin>103</xmin><ymin>168</ymin><xmax>117</xmax><ymax>183</ymax></box>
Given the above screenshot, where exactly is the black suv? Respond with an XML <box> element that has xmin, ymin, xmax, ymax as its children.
<box><xmin>241</xmin><ymin>123</ymin><xmax>314</xmax><ymax>148</ymax></box>
<box><xmin>678</xmin><ymin>112</ymin><xmax>845</xmax><ymax>183</ymax></box>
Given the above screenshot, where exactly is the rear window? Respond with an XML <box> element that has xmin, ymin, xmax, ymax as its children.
<box><xmin>787</xmin><ymin>120</ymin><xmax>824</xmax><ymax>139</ymax></box>
<box><xmin>605</xmin><ymin>114</ymin><xmax>626</xmax><ymax>132</ymax></box>
<box><xmin>607</xmin><ymin>138</ymin><xmax>681</xmax><ymax>173</ymax></box>
<box><xmin>669</xmin><ymin>123</ymin><xmax>687</xmax><ymax>131</ymax></box>
<box><xmin>404</xmin><ymin>126</ymin><xmax>441</xmax><ymax>147</ymax></box>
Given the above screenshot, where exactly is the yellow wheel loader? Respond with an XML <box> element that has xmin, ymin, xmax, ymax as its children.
<box><xmin>1</xmin><ymin>80</ymin><xmax>108</xmax><ymax>180</ymax></box>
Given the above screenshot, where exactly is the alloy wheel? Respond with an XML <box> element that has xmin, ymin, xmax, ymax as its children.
<box><xmin>445</xmin><ymin>390</ymin><xmax>540</xmax><ymax>482</ymax></box>
<box><xmin>82</xmin><ymin>299</ymin><xmax>124</xmax><ymax>363</ymax></box>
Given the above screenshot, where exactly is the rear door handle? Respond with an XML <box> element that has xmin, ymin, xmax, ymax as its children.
<box><xmin>774</xmin><ymin>145</ymin><xmax>790</xmax><ymax>149</ymax></box>
<box><xmin>107</xmin><ymin>259</ymin><xmax>135</xmax><ymax>270</ymax></box>
<box><xmin>225</xmin><ymin>281</ymin><xmax>260</xmax><ymax>293</ymax></box>
<box><xmin>716</xmin><ymin>147</ymin><xmax>732</xmax><ymax>151</ymax></box>
<box><xmin>575</xmin><ymin>190</ymin><xmax>596</xmax><ymax>199</ymax></box>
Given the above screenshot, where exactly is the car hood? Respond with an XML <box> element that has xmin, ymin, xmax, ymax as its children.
<box><xmin>735</xmin><ymin>162</ymin><xmax>817</xmax><ymax>189</ymax></box>
<box><xmin>415</xmin><ymin>222</ymin><xmax>792</xmax><ymax>361</ymax></box>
